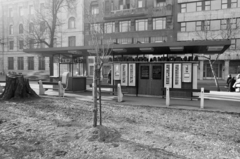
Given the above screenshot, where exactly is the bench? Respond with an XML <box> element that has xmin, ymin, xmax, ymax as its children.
<box><xmin>90</xmin><ymin>83</ymin><xmax>125</xmax><ymax>102</ymax></box>
<box><xmin>161</xmin><ymin>88</ymin><xmax>210</xmax><ymax>100</ymax></box>
<box><xmin>38</xmin><ymin>72</ymin><xmax>69</xmax><ymax>97</ymax></box>
<box><xmin>89</xmin><ymin>84</ymin><xmax>128</xmax><ymax>95</ymax></box>
<box><xmin>162</xmin><ymin>87</ymin><xmax>210</xmax><ymax>108</ymax></box>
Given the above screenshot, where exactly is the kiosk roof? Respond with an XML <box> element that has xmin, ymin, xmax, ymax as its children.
<box><xmin>23</xmin><ymin>40</ymin><xmax>231</xmax><ymax>56</ymax></box>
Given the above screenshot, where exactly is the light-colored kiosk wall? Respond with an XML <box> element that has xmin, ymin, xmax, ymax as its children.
<box><xmin>193</xmin><ymin>64</ymin><xmax>198</xmax><ymax>89</ymax></box>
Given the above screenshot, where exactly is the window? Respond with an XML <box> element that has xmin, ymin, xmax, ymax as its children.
<box><xmin>90</xmin><ymin>2</ymin><xmax>99</xmax><ymax>14</ymax></box>
<box><xmin>9</xmin><ymin>8</ymin><xmax>13</xmax><ymax>17</ymax></box>
<box><xmin>40</xmin><ymin>21</ymin><xmax>46</xmax><ymax>32</ymax></box>
<box><xmin>53</xmin><ymin>38</ymin><xmax>57</xmax><ymax>47</ymax></box>
<box><xmin>181</xmin><ymin>4</ymin><xmax>186</xmax><ymax>13</ymax></box>
<box><xmin>19</xmin><ymin>7</ymin><xmax>23</xmax><ymax>16</ymax></box>
<box><xmin>186</xmin><ymin>22</ymin><xmax>196</xmax><ymax>31</ymax></box>
<box><xmin>204</xmin><ymin>21</ymin><xmax>210</xmax><ymax>30</ymax></box>
<box><xmin>180</xmin><ymin>23</ymin><xmax>186</xmax><ymax>31</ymax></box>
<box><xmin>68</xmin><ymin>17</ymin><xmax>75</xmax><ymax>29</ymax></box>
<box><xmin>187</xmin><ymin>3</ymin><xmax>196</xmax><ymax>12</ymax></box>
<box><xmin>117</xmin><ymin>38</ymin><xmax>132</xmax><ymax>44</ymax></box>
<box><xmin>137</xmin><ymin>0</ymin><xmax>143</xmax><ymax>8</ymax></box>
<box><xmin>40</xmin><ymin>40</ymin><xmax>45</xmax><ymax>48</ymax></box>
<box><xmin>210</xmin><ymin>20</ymin><xmax>220</xmax><ymax>30</ymax></box>
<box><xmin>155</xmin><ymin>0</ymin><xmax>166</xmax><ymax>7</ymax></box>
<box><xmin>19</xmin><ymin>40</ymin><xmax>24</xmax><ymax>49</ymax></box>
<box><xmin>29</xmin><ymin>39</ymin><xmax>34</xmax><ymax>49</ymax></box>
<box><xmin>236</xmin><ymin>39</ymin><xmax>240</xmax><ymax>49</ymax></box>
<box><xmin>134</xmin><ymin>37</ymin><xmax>149</xmax><ymax>43</ymax></box>
<box><xmin>230</xmin><ymin>18</ymin><xmax>237</xmax><ymax>29</ymax></box>
<box><xmin>119</xmin><ymin>21</ymin><xmax>131</xmax><ymax>32</ymax></box>
<box><xmin>29</xmin><ymin>23</ymin><xmax>34</xmax><ymax>33</ymax></box>
<box><xmin>18</xmin><ymin>57</ymin><xmax>24</xmax><ymax>70</ymax></box>
<box><xmin>90</xmin><ymin>23</ymin><xmax>101</xmax><ymax>33</ymax></box>
<box><xmin>9</xmin><ymin>25</ymin><xmax>13</xmax><ymax>35</ymax></box>
<box><xmin>40</xmin><ymin>3</ymin><xmax>44</xmax><ymax>12</ymax></box>
<box><xmin>211</xmin><ymin>0</ymin><xmax>221</xmax><ymax>10</ymax></box>
<box><xmin>28</xmin><ymin>57</ymin><xmax>34</xmax><ymax>70</ymax></box>
<box><xmin>29</xmin><ymin>5</ymin><xmax>34</xmax><ymax>14</ymax></box>
<box><xmin>68</xmin><ymin>36</ymin><xmax>76</xmax><ymax>47</ymax></box>
<box><xmin>196</xmin><ymin>21</ymin><xmax>202</xmax><ymax>31</ymax></box>
<box><xmin>221</xmin><ymin>19</ymin><xmax>227</xmax><ymax>30</ymax></box>
<box><xmin>125</xmin><ymin>0</ymin><xmax>130</xmax><ymax>9</ymax></box>
<box><xmin>230</xmin><ymin>39</ymin><xmax>236</xmax><ymax>49</ymax></box>
<box><xmin>8</xmin><ymin>57</ymin><xmax>14</xmax><ymax>70</ymax></box>
<box><xmin>231</xmin><ymin>0</ymin><xmax>238</xmax><ymax>8</ymax></box>
<box><xmin>39</xmin><ymin>57</ymin><xmax>45</xmax><ymax>70</ymax></box>
<box><xmin>153</xmin><ymin>17</ymin><xmax>166</xmax><ymax>30</ymax></box>
<box><xmin>104</xmin><ymin>22</ymin><xmax>115</xmax><ymax>33</ymax></box>
<box><xmin>9</xmin><ymin>41</ymin><xmax>14</xmax><ymax>50</ymax></box>
<box><xmin>205</xmin><ymin>1</ymin><xmax>211</xmax><ymax>10</ymax></box>
<box><xmin>135</xmin><ymin>19</ymin><xmax>148</xmax><ymax>31</ymax></box>
<box><xmin>119</xmin><ymin>0</ymin><xmax>124</xmax><ymax>10</ymax></box>
<box><xmin>19</xmin><ymin>24</ymin><xmax>23</xmax><ymax>34</ymax></box>
<box><xmin>197</xmin><ymin>2</ymin><xmax>202</xmax><ymax>11</ymax></box>
<box><xmin>222</xmin><ymin>0</ymin><xmax>228</xmax><ymax>9</ymax></box>
<box><xmin>150</xmin><ymin>36</ymin><xmax>167</xmax><ymax>43</ymax></box>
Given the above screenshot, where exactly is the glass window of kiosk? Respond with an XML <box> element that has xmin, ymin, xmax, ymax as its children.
<box><xmin>59</xmin><ymin>56</ymin><xmax>85</xmax><ymax>77</ymax></box>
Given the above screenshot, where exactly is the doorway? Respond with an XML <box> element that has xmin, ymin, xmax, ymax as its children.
<box><xmin>138</xmin><ymin>63</ymin><xmax>164</xmax><ymax>95</ymax></box>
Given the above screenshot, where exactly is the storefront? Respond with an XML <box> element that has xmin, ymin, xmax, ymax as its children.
<box><xmin>24</xmin><ymin>40</ymin><xmax>231</xmax><ymax>95</ymax></box>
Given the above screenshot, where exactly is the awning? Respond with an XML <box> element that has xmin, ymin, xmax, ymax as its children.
<box><xmin>23</xmin><ymin>40</ymin><xmax>231</xmax><ymax>57</ymax></box>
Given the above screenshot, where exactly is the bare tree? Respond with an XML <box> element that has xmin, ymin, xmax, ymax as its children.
<box><xmin>84</xmin><ymin>3</ymin><xmax>113</xmax><ymax>127</ymax></box>
<box><xmin>195</xmin><ymin>14</ymin><xmax>240</xmax><ymax>91</ymax></box>
<box><xmin>22</xmin><ymin>0</ymin><xmax>76</xmax><ymax>75</ymax></box>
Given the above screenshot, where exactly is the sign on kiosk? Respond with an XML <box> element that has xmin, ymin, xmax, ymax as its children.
<box><xmin>114</xmin><ymin>64</ymin><xmax>121</xmax><ymax>80</ymax></box>
<box><xmin>173</xmin><ymin>64</ymin><xmax>182</xmax><ymax>88</ymax></box>
<box><xmin>128</xmin><ymin>63</ymin><xmax>136</xmax><ymax>86</ymax></box>
<box><xmin>121</xmin><ymin>64</ymin><xmax>128</xmax><ymax>86</ymax></box>
<box><xmin>182</xmin><ymin>63</ymin><xmax>192</xmax><ymax>83</ymax></box>
<box><xmin>164</xmin><ymin>63</ymin><xmax>172</xmax><ymax>88</ymax></box>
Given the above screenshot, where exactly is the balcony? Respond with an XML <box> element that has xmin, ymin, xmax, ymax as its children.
<box><xmin>104</xmin><ymin>8</ymin><xmax>148</xmax><ymax>20</ymax></box>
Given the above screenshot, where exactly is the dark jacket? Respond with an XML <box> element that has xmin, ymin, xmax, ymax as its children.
<box><xmin>229</xmin><ymin>78</ymin><xmax>236</xmax><ymax>92</ymax></box>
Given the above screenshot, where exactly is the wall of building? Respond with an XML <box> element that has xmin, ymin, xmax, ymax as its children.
<box><xmin>0</xmin><ymin>0</ymin><xmax>84</xmax><ymax>75</ymax></box>
<box><xmin>84</xmin><ymin>0</ymin><xmax>176</xmax><ymax>48</ymax></box>
<box><xmin>177</xmin><ymin>0</ymin><xmax>240</xmax><ymax>80</ymax></box>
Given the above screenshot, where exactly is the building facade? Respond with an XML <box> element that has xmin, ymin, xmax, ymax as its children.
<box><xmin>84</xmin><ymin>0</ymin><xmax>177</xmax><ymax>78</ymax></box>
<box><xmin>177</xmin><ymin>0</ymin><xmax>240</xmax><ymax>80</ymax></box>
<box><xmin>0</xmin><ymin>0</ymin><xmax>84</xmax><ymax>75</ymax></box>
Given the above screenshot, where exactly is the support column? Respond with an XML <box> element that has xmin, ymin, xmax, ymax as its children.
<box><xmin>224</xmin><ymin>60</ymin><xmax>229</xmax><ymax>80</ymax></box>
<box><xmin>199</xmin><ymin>61</ymin><xmax>204</xmax><ymax>80</ymax></box>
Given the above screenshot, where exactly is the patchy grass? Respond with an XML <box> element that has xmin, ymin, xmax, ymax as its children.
<box><xmin>0</xmin><ymin>97</ymin><xmax>240</xmax><ymax>159</ymax></box>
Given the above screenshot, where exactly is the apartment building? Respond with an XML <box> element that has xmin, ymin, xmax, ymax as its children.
<box><xmin>84</xmin><ymin>0</ymin><xmax>177</xmax><ymax>78</ymax></box>
<box><xmin>0</xmin><ymin>0</ymin><xmax>84</xmax><ymax>75</ymax></box>
<box><xmin>177</xmin><ymin>0</ymin><xmax>240</xmax><ymax>80</ymax></box>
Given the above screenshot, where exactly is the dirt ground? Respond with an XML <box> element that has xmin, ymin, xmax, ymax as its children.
<box><xmin>0</xmin><ymin>97</ymin><xmax>240</xmax><ymax>159</ymax></box>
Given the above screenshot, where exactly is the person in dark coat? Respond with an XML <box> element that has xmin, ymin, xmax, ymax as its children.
<box><xmin>229</xmin><ymin>77</ymin><xmax>236</xmax><ymax>92</ymax></box>
<box><xmin>226</xmin><ymin>74</ymin><xmax>232</xmax><ymax>87</ymax></box>
<box><xmin>107</xmin><ymin>70</ymin><xmax>111</xmax><ymax>84</ymax></box>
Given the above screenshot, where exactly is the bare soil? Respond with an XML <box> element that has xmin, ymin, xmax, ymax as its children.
<box><xmin>0</xmin><ymin>97</ymin><xmax>240</xmax><ymax>159</ymax></box>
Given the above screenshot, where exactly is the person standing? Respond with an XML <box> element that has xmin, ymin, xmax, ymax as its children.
<box><xmin>107</xmin><ymin>70</ymin><xmax>111</xmax><ymax>84</ymax></box>
<box><xmin>229</xmin><ymin>77</ymin><xmax>236</xmax><ymax>92</ymax></box>
<box><xmin>226</xmin><ymin>74</ymin><xmax>232</xmax><ymax>92</ymax></box>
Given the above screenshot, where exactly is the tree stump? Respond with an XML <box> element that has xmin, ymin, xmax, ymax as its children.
<box><xmin>0</xmin><ymin>74</ymin><xmax>39</xmax><ymax>100</ymax></box>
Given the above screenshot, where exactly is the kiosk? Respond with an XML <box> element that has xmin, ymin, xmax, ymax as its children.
<box><xmin>52</xmin><ymin>54</ymin><xmax>87</xmax><ymax>92</ymax></box>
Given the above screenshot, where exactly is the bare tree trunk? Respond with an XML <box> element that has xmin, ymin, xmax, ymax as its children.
<box><xmin>208</xmin><ymin>59</ymin><xmax>220</xmax><ymax>91</ymax></box>
<box><xmin>99</xmin><ymin>74</ymin><xmax>102</xmax><ymax>126</ymax></box>
<box><xmin>93</xmin><ymin>63</ymin><xmax>98</xmax><ymax>127</ymax></box>
<box><xmin>0</xmin><ymin>74</ymin><xmax>39</xmax><ymax>100</ymax></box>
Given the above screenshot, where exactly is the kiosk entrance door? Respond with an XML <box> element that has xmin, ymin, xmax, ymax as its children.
<box><xmin>138</xmin><ymin>64</ymin><xmax>163</xmax><ymax>96</ymax></box>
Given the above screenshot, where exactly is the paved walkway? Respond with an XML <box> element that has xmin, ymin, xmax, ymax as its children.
<box><xmin>27</xmin><ymin>83</ymin><xmax>240</xmax><ymax>114</ymax></box>
<box><xmin>1</xmin><ymin>81</ymin><xmax>240</xmax><ymax>113</ymax></box>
